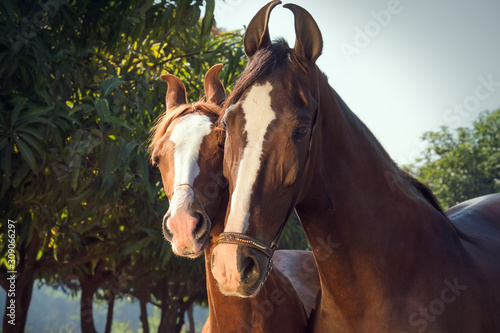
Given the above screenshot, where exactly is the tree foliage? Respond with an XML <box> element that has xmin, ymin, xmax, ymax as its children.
<box><xmin>0</xmin><ymin>0</ymin><xmax>245</xmax><ymax>331</ymax></box>
<box><xmin>406</xmin><ymin>109</ymin><xmax>500</xmax><ymax>209</ymax></box>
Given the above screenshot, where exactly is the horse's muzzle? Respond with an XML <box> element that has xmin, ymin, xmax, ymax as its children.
<box><xmin>162</xmin><ymin>208</ymin><xmax>212</xmax><ymax>258</ymax></box>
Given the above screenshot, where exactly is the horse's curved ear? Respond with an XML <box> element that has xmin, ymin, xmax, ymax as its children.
<box><xmin>204</xmin><ymin>64</ymin><xmax>226</xmax><ymax>107</ymax></box>
<box><xmin>244</xmin><ymin>1</ymin><xmax>282</xmax><ymax>58</ymax></box>
<box><xmin>284</xmin><ymin>3</ymin><xmax>323</xmax><ymax>65</ymax></box>
<box><xmin>160</xmin><ymin>74</ymin><xmax>187</xmax><ymax>110</ymax></box>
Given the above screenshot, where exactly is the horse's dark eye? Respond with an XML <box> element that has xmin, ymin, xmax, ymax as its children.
<box><xmin>292</xmin><ymin>126</ymin><xmax>309</xmax><ymax>140</ymax></box>
<box><xmin>154</xmin><ymin>156</ymin><xmax>160</xmax><ymax>165</ymax></box>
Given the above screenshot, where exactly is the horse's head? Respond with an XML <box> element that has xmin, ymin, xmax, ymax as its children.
<box><xmin>150</xmin><ymin>64</ymin><xmax>226</xmax><ymax>258</ymax></box>
<box><xmin>211</xmin><ymin>2</ymin><xmax>323</xmax><ymax>296</ymax></box>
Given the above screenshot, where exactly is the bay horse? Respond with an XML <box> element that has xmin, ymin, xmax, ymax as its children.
<box><xmin>210</xmin><ymin>2</ymin><xmax>500</xmax><ymax>332</ymax></box>
<box><xmin>149</xmin><ymin>64</ymin><xmax>320</xmax><ymax>332</ymax></box>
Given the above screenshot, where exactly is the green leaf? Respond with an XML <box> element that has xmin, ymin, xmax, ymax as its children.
<box><xmin>19</xmin><ymin>213</ymin><xmax>33</xmax><ymax>246</ymax></box>
<box><xmin>109</xmin><ymin>116</ymin><xmax>133</xmax><ymax>131</ymax></box>
<box><xmin>0</xmin><ymin>138</ymin><xmax>8</xmax><ymax>151</ymax></box>
<box><xmin>67</xmin><ymin>182</ymin><xmax>96</xmax><ymax>203</ymax></box>
<box><xmin>123</xmin><ymin>236</ymin><xmax>152</xmax><ymax>255</ymax></box>
<box><xmin>101</xmin><ymin>77</ymin><xmax>125</xmax><ymax>96</ymax></box>
<box><xmin>18</xmin><ymin>133</ymin><xmax>44</xmax><ymax>155</ymax></box>
<box><xmin>1</xmin><ymin>0</ymin><xmax>15</xmax><ymax>22</ymax></box>
<box><xmin>70</xmin><ymin>155</ymin><xmax>82</xmax><ymax>191</ymax></box>
<box><xmin>15</xmin><ymin>138</ymin><xmax>38</xmax><ymax>176</ymax></box>
<box><xmin>12</xmin><ymin>163</ymin><xmax>31</xmax><ymax>187</ymax></box>
<box><xmin>10</xmin><ymin>99</ymin><xmax>26</xmax><ymax>126</ymax></box>
<box><xmin>135</xmin><ymin>0</ymin><xmax>154</xmax><ymax>15</ymax></box>
<box><xmin>36</xmin><ymin>249</ymin><xmax>44</xmax><ymax>261</ymax></box>
<box><xmin>137</xmin><ymin>226</ymin><xmax>161</xmax><ymax>237</ymax></box>
<box><xmin>200</xmin><ymin>0</ymin><xmax>215</xmax><ymax>38</ymax></box>
<box><xmin>16</xmin><ymin>116</ymin><xmax>56</xmax><ymax>128</ymax></box>
<box><xmin>95</xmin><ymin>98</ymin><xmax>111</xmax><ymax>120</ymax></box>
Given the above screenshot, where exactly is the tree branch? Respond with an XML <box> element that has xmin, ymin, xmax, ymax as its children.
<box><xmin>151</xmin><ymin>50</ymin><xmax>214</xmax><ymax>70</ymax></box>
<box><xmin>37</xmin><ymin>236</ymin><xmax>133</xmax><ymax>273</ymax></box>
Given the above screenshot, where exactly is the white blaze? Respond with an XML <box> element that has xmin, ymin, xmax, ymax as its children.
<box><xmin>168</xmin><ymin>113</ymin><xmax>213</xmax><ymax>215</ymax></box>
<box><xmin>225</xmin><ymin>82</ymin><xmax>276</xmax><ymax>233</ymax></box>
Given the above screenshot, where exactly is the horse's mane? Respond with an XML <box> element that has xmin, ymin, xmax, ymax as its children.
<box><xmin>403</xmin><ymin>171</ymin><xmax>447</xmax><ymax>214</ymax></box>
<box><xmin>335</xmin><ymin>91</ymin><xmax>447</xmax><ymax>215</ymax></box>
<box><xmin>337</xmin><ymin>93</ymin><xmax>447</xmax><ymax>215</ymax></box>
<box><xmin>149</xmin><ymin>101</ymin><xmax>224</xmax><ymax>159</ymax></box>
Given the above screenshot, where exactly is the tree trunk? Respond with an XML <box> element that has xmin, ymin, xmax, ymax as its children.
<box><xmin>78</xmin><ymin>260</ymin><xmax>127</xmax><ymax>333</ymax></box>
<box><xmin>2</xmin><ymin>270</ymin><xmax>35</xmax><ymax>333</ymax></box>
<box><xmin>80</xmin><ymin>278</ymin><xmax>98</xmax><ymax>333</ymax></box>
<box><xmin>155</xmin><ymin>280</ymin><xmax>202</xmax><ymax>333</ymax></box>
<box><xmin>104</xmin><ymin>287</ymin><xmax>115</xmax><ymax>333</ymax></box>
<box><xmin>138</xmin><ymin>282</ymin><xmax>149</xmax><ymax>333</ymax></box>
<box><xmin>2</xmin><ymin>229</ymin><xmax>39</xmax><ymax>333</ymax></box>
<box><xmin>159</xmin><ymin>304</ymin><xmax>185</xmax><ymax>333</ymax></box>
<box><xmin>187</xmin><ymin>305</ymin><xmax>195</xmax><ymax>333</ymax></box>
<box><xmin>157</xmin><ymin>283</ymin><xmax>183</xmax><ymax>333</ymax></box>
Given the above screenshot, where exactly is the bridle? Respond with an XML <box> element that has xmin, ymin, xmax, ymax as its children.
<box><xmin>216</xmin><ymin>67</ymin><xmax>321</xmax><ymax>288</ymax></box>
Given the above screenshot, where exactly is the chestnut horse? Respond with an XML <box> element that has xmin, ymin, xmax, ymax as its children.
<box><xmin>211</xmin><ymin>2</ymin><xmax>500</xmax><ymax>332</ymax></box>
<box><xmin>150</xmin><ymin>64</ymin><xmax>320</xmax><ymax>332</ymax></box>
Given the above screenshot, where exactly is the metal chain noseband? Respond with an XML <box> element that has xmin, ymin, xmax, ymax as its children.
<box><xmin>217</xmin><ymin>232</ymin><xmax>276</xmax><ymax>290</ymax></box>
<box><xmin>216</xmin><ymin>232</ymin><xmax>276</xmax><ymax>258</ymax></box>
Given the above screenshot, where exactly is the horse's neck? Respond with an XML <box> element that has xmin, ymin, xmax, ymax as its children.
<box><xmin>296</xmin><ymin>74</ymin><xmax>464</xmax><ymax>315</ymax></box>
<box><xmin>205</xmin><ymin>197</ymin><xmax>307</xmax><ymax>332</ymax></box>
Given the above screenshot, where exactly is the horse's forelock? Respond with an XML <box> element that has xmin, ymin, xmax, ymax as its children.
<box><xmin>225</xmin><ymin>39</ymin><xmax>292</xmax><ymax>109</ymax></box>
<box><xmin>149</xmin><ymin>101</ymin><xmax>224</xmax><ymax>156</ymax></box>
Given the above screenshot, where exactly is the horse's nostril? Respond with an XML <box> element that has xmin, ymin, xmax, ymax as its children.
<box><xmin>193</xmin><ymin>212</ymin><xmax>209</xmax><ymax>243</ymax></box>
<box><xmin>182</xmin><ymin>247</ymin><xmax>194</xmax><ymax>256</ymax></box>
<box><xmin>162</xmin><ymin>213</ymin><xmax>173</xmax><ymax>242</ymax></box>
<box><xmin>240</xmin><ymin>255</ymin><xmax>259</xmax><ymax>283</ymax></box>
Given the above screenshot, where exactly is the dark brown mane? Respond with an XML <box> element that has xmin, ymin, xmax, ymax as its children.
<box><xmin>224</xmin><ymin>39</ymin><xmax>292</xmax><ymax>109</ymax></box>
<box><xmin>149</xmin><ymin>101</ymin><xmax>224</xmax><ymax>157</ymax></box>
<box><xmin>402</xmin><ymin>171</ymin><xmax>446</xmax><ymax>215</ymax></box>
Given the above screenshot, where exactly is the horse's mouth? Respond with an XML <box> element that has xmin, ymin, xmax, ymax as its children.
<box><xmin>243</xmin><ymin>278</ymin><xmax>264</xmax><ymax>297</ymax></box>
<box><xmin>183</xmin><ymin>228</ymin><xmax>211</xmax><ymax>259</ymax></box>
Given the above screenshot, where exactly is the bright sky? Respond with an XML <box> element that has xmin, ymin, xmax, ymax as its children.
<box><xmin>213</xmin><ymin>0</ymin><xmax>500</xmax><ymax>165</ymax></box>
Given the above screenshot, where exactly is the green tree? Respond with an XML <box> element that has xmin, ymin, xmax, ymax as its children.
<box><xmin>406</xmin><ymin>108</ymin><xmax>500</xmax><ymax>209</ymax></box>
<box><xmin>0</xmin><ymin>0</ymin><xmax>245</xmax><ymax>332</ymax></box>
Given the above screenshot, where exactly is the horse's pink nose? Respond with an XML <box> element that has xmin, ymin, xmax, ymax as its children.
<box><xmin>163</xmin><ymin>209</ymin><xmax>209</xmax><ymax>257</ymax></box>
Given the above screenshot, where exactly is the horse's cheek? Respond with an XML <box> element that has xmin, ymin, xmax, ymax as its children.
<box><xmin>282</xmin><ymin>159</ymin><xmax>299</xmax><ymax>188</ymax></box>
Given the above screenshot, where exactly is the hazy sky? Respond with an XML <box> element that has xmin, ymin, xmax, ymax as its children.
<box><xmin>213</xmin><ymin>0</ymin><xmax>500</xmax><ymax>165</ymax></box>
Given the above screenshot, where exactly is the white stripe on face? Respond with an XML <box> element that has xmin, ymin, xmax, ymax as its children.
<box><xmin>225</xmin><ymin>82</ymin><xmax>276</xmax><ymax>233</ymax></box>
<box><xmin>168</xmin><ymin>113</ymin><xmax>213</xmax><ymax>215</ymax></box>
